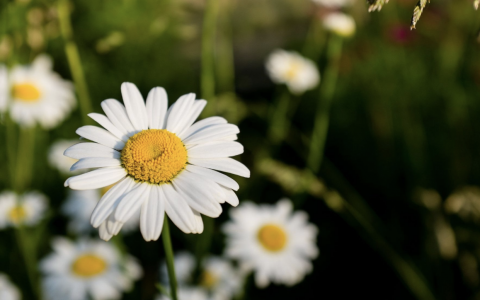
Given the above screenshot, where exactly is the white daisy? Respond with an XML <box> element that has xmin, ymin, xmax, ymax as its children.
<box><xmin>323</xmin><ymin>12</ymin><xmax>356</xmax><ymax>38</ymax></box>
<box><xmin>156</xmin><ymin>286</ymin><xmax>208</xmax><ymax>300</ymax></box>
<box><xmin>222</xmin><ymin>199</ymin><xmax>318</xmax><ymax>288</ymax></box>
<box><xmin>49</xmin><ymin>139</ymin><xmax>82</xmax><ymax>175</ymax></box>
<box><xmin>63</xmin><ymin>189</ymin><xmax>140</xmax><ymax>235</ymax></box>
<box><xmin>64</xmin><ymin>82</ymin><xmax>250</xmax><ymax>242</ymax></box>
<box><xmin>266</xmin><ymin>50</ymin><xmax>320</xmax><ymax>95</ymax></box>
<box><xmin>7</xmin><ymin>54</ymin><xmax>76</xmax><ymax>128</ymax></box>
<box><xmin>0</xmin><ymin>190</ymin><xmax>48</xmax><ymax>229</ymax></box>
<box><xmin>312</xmin><ymin>0</ymin><xmax>354</xmax><ymax>8</ymax></box>
<box><xmin>160</xmin><ymin>252</ymin><xmax>196</xmax><ymax>285</ymax></box>
<box><xmin>0</xmin><ymin>273</ymin><xmax>21</xmax><ymax>300</ymax></box>
<box><xmin>40</xmin><ymin>237</ymin><xmax>142</xmax><ymax>300</ymax></box>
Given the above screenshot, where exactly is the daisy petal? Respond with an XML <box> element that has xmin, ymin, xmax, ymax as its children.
<box><xmin>106</xmin><ymin>214</ymin><xmax>124</xmax><ymax>235</ymax></box>
<box><xmin>121</xmin><ymin>82</ymin><xmax>149</xmax><ymax>131</ymax></box>
<box><xmin>183</xmin><ymin>124</ymin><xmax>240</xmax><ymax>145</ymax></box>
<box><xmin>65</xmin><ymin>167</ymin><xmax>127</xmax><ymax>190</ymax></box>
<box><xmin>76</xmin><ymin>126</ymin><xmax>125</xmax><ymax>150</ymax></box>
<box><xmin>161</xmin><ymin>184</ymin><xmax>196</xmax><ymax>233</ymax></box>
<box><xmin>88</xmin><ymin>113</ymin><xmax>129</xmax><ymax>142</ymax></box>
<box><xmin>222</xmin><ymin>187</ymin><xmax>239</xmax><ymax>207</ymax></box>
<box><xmin>98</xmin><ymin>222</ymin><xmax>113</xmax><ymax>241</ymax></box>
<box><xmin>140</xmin><ymin>186</ymin><xmax>165</xmax><ymax>241</ymax></box>
<box><xmin>70</xmin><ymin>157</ymin><xmax>121</xmax><ymax>171</ymax></box>
<box><xmin>179</xmin><ymin>116</ymin><xmax>227</xmax><ymax>140</ymax></box>
<box><xmin>146</xmin><ymin>87</ymin><xmax>168</xmax><ymax>129</ymax></box>
<box><xmin>166</xmin><ymin>93</ymin><xmax>196</xmax><ymax>133</ymax></box>
<box><xmin>176</xmin><ymin>100</ymin><xmax>207</xmax><ymax>136</ymax></box>
<box><xmin>64</xmin><ymin>143</ymin><xmax>120</xmax><ymax>160</ymax></box>
<box><xmin>192</xmin><ymin>209</ymin><xmax>204</xmax><ymax>234</ymax></box>
<box><xmin>188</xmin><ymin>157</ymin><xmax>250</xmax><ymax>178</ymax></box>
<box><xmin>188</xmin><ymin>141</ymin><xmax>244</xmax><ymax>158</ymax></box>
<box><xmin>114</xmin><ymin>183</ymin><xmax>150</xmax><ymax>223</ymax></box>
<box><xmin>101</xmin><ymin>99</ymin><xmax>136</xmax><ymax>135</ymax></box>
<box><xmin>185</xmin><ymin>164</ymin><xmax>239</xmax><ymax>191</ymax></box>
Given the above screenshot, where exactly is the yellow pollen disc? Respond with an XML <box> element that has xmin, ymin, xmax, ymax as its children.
<box><xmin>200</xmin><ymin>271</ymin><xmax>218</xmax><ymax>289</ymax></box>
<box><xmin>12</xmin><ymin>83</ymin><xmax>41</xmax><ymax>102</ymax></box>
<box><xmin>8</xmin><ymin>205</ymin><xmax>27</xmax><ymax>224</ymax></box>
<box><xmin>71</xmin><ymin>254</ymin><xmax>107</xmax><ymax>277</ymax></box>
<box><xmin>121</xmin><ymin>129</ymin><xmax>188</xmax><ymax>184</ymax></box>
<box><xmin>285</xmin><ymin>62</ymin><xmax>301</xmax><ymax>80</ymax></box>
<box><xmin>257</xmin><ymin>224</ymin><xmax>288</xmax><ymax>252</ymax></box>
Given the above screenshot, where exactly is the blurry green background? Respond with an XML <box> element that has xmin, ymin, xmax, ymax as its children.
<box><xmin>2</xmin><ymin>0</ymin><xmax>480</xmax><ymax>299</ymax></box>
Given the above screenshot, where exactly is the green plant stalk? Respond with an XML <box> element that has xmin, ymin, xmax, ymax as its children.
<box><xmin>5</xmin><ymin>116</ymin><xmax>17</xmax><ymax>189</ymax></box>
<box><xmin>307</xmin><ymin>35</ymin><xmax>343</xmax><ymax>173</ymax></box>
<box><xmin>268</xmin><ymin>92</ymin><xmax>291</xmax><ymax>144</ymax></box>
<box><xmin>57</xmin><ymin>0</ymin><xmax>93</xmax><ymax>125</ymax></box>
<box><xmin>15</xmin><ymin>226</ymin><xmax>40</xmax><ymax>298</ymax></box>
<box><xmin>162</xmin><ymin>217</ymin><xmax>178</xmax><ymax>300</ymax></box>
<box><xmin>201</xmin><ymin>0</ymin><xmax>219</xmax><ymax>116</ymax></box>
<box><xmin>15</xmin><ymin>126</ymin><xmax>35</xmax><ymax>193</ymax></box>
<box><xmin>216</xmin><ymin>0</ymin><xmax>235</xmax><ymax>95</ymax></box>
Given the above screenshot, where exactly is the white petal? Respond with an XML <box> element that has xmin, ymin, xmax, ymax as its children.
<box><xmin>91</xmin><ymin>177</ymin><xmax>136</xmax><ymax>227</ymax></box>
<box><xmin>179</xmin><ymin>116</ymin><xmax>228</xmax><ymax>140</ymax></box>
<box><xmin>106</xmin><ymin>214</ymin><xmax>124</xmax><ymax>235</ymax></box>
<box><xmin>64</xmin><ymin>142</ymin><xmax>120</xmax><ymax>159</ymax></box>
<box><xmin>121</xmin><ymin>82</ymin><xmax>149</xmax><ymax>131</ymax></box>
<box><xmin>99</xmin><ymin>223</ymin><xmax>113</xmax><ymax>241</ymax></box>
<box><xmin>70</xmin><ymin>157</ymin><xmax>121</xmax><ymax>171</ymax></box>
<box><xmin>188</xmin><ymin>158</ymin><xmax>250</xmax><ymax>178</ymax></box>
<box><xmin>101</xmin><ymin>99</ymin><xmax>135</xmax><ymax>135</ymax></box>
<box><xmin>161</xmin><ymin>184</ymin><xmax>196</xmax><ymax>233</ymax></box>
<box><xmin>166</xmin><ymin>93</ymin><xmax>196</xmax><ymax>133</ymax></box>
<box><xmin>188</xmin><ymin>141</ymin><xmax>243</xmax><ymax>158</ymax></box>
<box><xmin>176</xmin><ymin>100</ymin><xmax>207</xmax><ymax>136</ymax></box>
<box><xmin>114</xmin><ymin>183</ymin><xmax>150</xmax><ymax>223</ymax></box>
<box><xmin>65</xmin><ymin>167</ymin><xmax>127</xmax><ymax>190</ymax></box>
<box><xmin>140</xmin><ymin>186</ymin><xmax>165</xmax><ymax>241</ymax></box>
<box><xmin>146</xmin><ymin>87</ymin><xmax>168</xmax><ymax>129</ymax></box>
<box><xmin>172</xmin><ymin>171</ymin><xmax>223</xmax><ymax>218</ymax></box>
<box><xmin>192</xmin><ymin>209</ymin><xmax>204</xmax><ymax>234</ymax></box>
<box><xmin>185</xmin><ymin>164</ymin><xmax>239</xmax><ymax>191</ymax></box>
<box><xmin>222</xmin><ymin>187</ymin><xmax>239</xmax><ymax>206</ymax></box>
<box><xmin>76</xmin><ymin>126</ymin><xmax>125</xmax><ymax>150</ymax></box>
<box><xmin>183</xmin><ymin>124</ymin><xmax>240</xmax><ymax>145</ymax></box>
<box><xmin>88</xmin><ymin>113</ymin><xmax>129</xmax><ymax>142</ymax></box>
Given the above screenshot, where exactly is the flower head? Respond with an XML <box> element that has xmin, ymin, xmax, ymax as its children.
<box><xmin>266</xmin><ymin>50</ymin><xmax>320</xmax><ymax>95</ymax></box>
<box><xmin>0</xmin><ymin>190</ymin><xmax>47</xmax><ymax>228</ymax></box>
<box><xmin>64</xmin><ymin>82</ymin><xmax>249</xmax><ymax>241</ymax></box>
<box><xmin>223</xmin><ymin>199</ymin><xmax>318</xmax><ymax>287</ymax></box>
<box><xmin>0</xmin><ymin>273</ymin><xmax>21</xmax><ymax>300</ymax></box>
<box><xmin>323</xmin><ymin>12</ymin><xmax>356</xmax><ymax>38</ymax></box>
<box><xmin>312</xmin><ymin>0</ymin><xmax>354</xmax><ymax>8</ymax></box>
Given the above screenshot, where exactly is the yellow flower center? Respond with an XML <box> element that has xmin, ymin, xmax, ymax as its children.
<box><xmin>285</xmin><ymin>61</ymin><xmax>301</xmax><ymax>80</ymax></box>
<box><xmin>257</xmin><ymin>224</ymin><xmax>288</xmax><ymax>252</ymax></box>
<box><xmin>8</xmin><ymin>205</ymin><xmax>27</xmax><ymax>224</ymax></box>
<box><xmin>200</xmin><ymin>270</ymin><xmax>218</xmax><ymax>289</ymax></box>
<box><xmin>71</xmin><ymin>254</ymin><xmax>107</xmax><ymax>277</ymax></box>
<box><xmin>121</xmin><ymin>129</ymin><xmax>188</xmax><ymax>184</ymax></box>
<box><xmin>12</xmin><ymin>83</ymin><xmax>41</xmax><ymax>102</ymax></box>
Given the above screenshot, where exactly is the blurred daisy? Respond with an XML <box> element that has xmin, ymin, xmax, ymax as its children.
<box><xmin>49</xmin><ymin>139</ymin><xmax>81</xmax><ymax>175</ymax></box>
<box><xmin>40</xmin><ymin>237</ymin><xmax>142</xmax><ymax>300</ymax></box>
<box><xmin>0</xmin><ymin>190</ymin><xmax>47</xmax><ymax>229</ymax></box>
<box><xmin>156</xmin><ymin>287</ymin><xmax>208</xmax><ymax>300</ymax></box>
<box><xmin>323</xmin><ymin>12</ymin><xmax>356</xmax><ymax>38</ymax></box>
<box><xmin>62</xmin><ymin>189</ymin><xmax>140</xmax><ymax>235</ymax></box>
<box><xmin>6</xmin><ymin>54</ymin><xmax>75</xmax><ymax>128</ymax></box>
<box><xmin>312</xmin><ymin>0</ymin><xmax>353</xmax><ymax>8</ymax></box>
<box><xmin>0</xmin><ymin>273</ymin><xmax>21</xmax><ymax>300</ymax></box>
<box><xmin>223</xmin><ymin>199</ymin><xmax>318</xmax><ymax>288</ymax></box>
<box><xmin>266</xmin><ymin>50</ymin><xmax>320</xmax><ymax>95</ymax></box>
<box><xmin>64</xmin><ymin>82</ymin><xmax>249</xmax><ymax>241</ymax></box>
<box><xmin>160</xmin><ymin>252</ymin><xmax>196</xmax><ymax>285</ymax></box>
<box><xmin>0</xmin><ymin>65</ymin><xmax>7</xmax><ymax>114</ymax></box>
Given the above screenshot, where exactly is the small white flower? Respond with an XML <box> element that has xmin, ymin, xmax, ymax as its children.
<box><xmin>156</xmin><ymin>287</ymin><xmax>208</xmax><ymax>300</ymax></box>
<box><xmin>40</xmin><ymin>237</ymin><xmax>143</xmax><ymax>300</ymax></box>
<box><xmin>63</xmin><ymin>189</ymin><xmax>140</xmax><ymax>235</ymax></box>
<box><xmin>0</xmin><ymin>273</ymin><xmax>21</xmax><ymax>300</ymax></box>
<box><xmin>323</xmin><ymin>12</ymin><xmax>356</xmax><ymax>37</ymax></box>
<box><xmin>49</xmin><ymin>139</ymin><xmax>82</xmax><ymax>175</ymax></box>
<box><xmin>5</xmin><ymin>54</ymin><xmax>76</xmax><ymax>128</ymax></box>
<box><xmin>312</xmin><ymin>0</ymin><xmax>354</xmax><ymax>8</ymax></box>
<box><xmin>64</xmin><ymin>82</ymin><xmax>250</xmax><ymax>242</ymax></box>
<box><xmin>266</xmin><ymin>50</ymin><xmax>320</xmax><ymax>95</ymax></box>
<box><xmin>0</xmin><ymin>190</ymin><xmax>48</xmax><ymax>228</ymax></box>
<box><xmin>223</xmin><ymin>199</ymin><xmax>318</xmax><ymax>288</ymax></box>
<box><xmin>160</xmin><ymin>252</ymin><xmax>196</xmax><ymax>285</ymax></box>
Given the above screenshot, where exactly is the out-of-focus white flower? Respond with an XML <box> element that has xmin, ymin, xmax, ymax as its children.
<box><xmin>0</xmin><ymin>190</ymin><xmax>47</xmax><ymax>228</ymax></box>
<box><xmin>445</xmin><ymin>186</ymin><xmax>480</xmax><ymax>222</ymax></box>
<box><xmin>312</xmin><ymin>0</ymin><xmax>354</xmax><ymax>8</ymax></box>
<box><xmin>0</xmin><ymin>273</ymin><xmax>21</xmax><ymax>300</ymax></box>
<box><xmin>223</xmin><ymin>199</ymin><xmax>318</xmax><ymax>288</ymax></box>
<box><xmin>48</xmin><ymin>139</ymin><xmax>81</xmax><ymax>175</ymax></box>
<box><xmin>160</xmin><ymin>252</ymin><xmax>196</xmax><ymax>285</ymax></box>
<box><xmin>323</xmin><ymin>12</ymin><xmax>356</xmax><ymax>37</ymax></box>
<box><xmin>64</xmin><ymin>82</ymin><xmax>249</xmax><ymax>242</ymax></box>
<box><xmin>156</xmin><ymin>287</ymin><xmax>208</xmax><ymax>300</ymax></box>
<box><xmin>5</xmin><ymin>54</ymin><xmax>76</xmax><ymax>129</ymax></box>
<box><xmin>40</xmin><ymin>237</ymin><xmax>142</xmax><ymax>300</ymax></box>
<box><xmin>62</xmin><ymin>189</ymin><xmax>140</xmax><ymax>235</ymax></box>
<box><xmin>266</xmin><ymin>50</ymin><xmax>320</xmax><ymax>95</ymax></box>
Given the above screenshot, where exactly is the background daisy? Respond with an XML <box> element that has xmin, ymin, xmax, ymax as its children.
<box><xmin>0</xmin><ymin>273</ymin><xmax>21</xmax><ymax>300</ymax></box>
<box><xmin>322</xmin><ymin>12</ymin><xmax>356</xmax><ymax>38</ymax></box>
<box><xmin>48</xmin><ymin>139</ymin><xmax>82</xmax><ymax>175</ymax></box>
<box><xmin>0</xmin><ymin>190</ymin><xmax>47</xmax><ymax>228</ymax></box>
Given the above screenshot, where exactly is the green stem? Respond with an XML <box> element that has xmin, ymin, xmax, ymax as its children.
<box><xmin>307</xmin><ymin>35</ymin><xmax>343</xmax><ymax>173</ymax></box>
<box><xmin>15</xmin><ymin>227</ymin><xmax>40</xmax><ymax>298</ymax></box>
<box><xmin>15</xmin><ymin>126</ymin><xmax>35</xmax><ymax>193</ymax></box>
<box><xmin>162</xmin><ymin>217</ymin><xmax>178</xmax><ymax>300</ymax></box>
<box><xmin>201</xmin><ymin>0</ymin><xmax>219</xmax><ymax>116</ymax></box>
<box><xmin>57</xmin><ymin>0</ymin><xmax>93</xmax><ymax>125</ymax></box>
<box><xmin>5</xmin><ymin>116</ymin><xmax>17</xmax><ymax>189</ymax></box>
<box><xmin>268</xmin><ymin>92</ymin><xmax>291</xmax><ymax>144</ymax></box>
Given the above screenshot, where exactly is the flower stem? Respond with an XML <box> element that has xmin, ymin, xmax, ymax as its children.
<box><xmin>15</xmin><ymin>226</ymin><xmax>40</xmax><ymax>298</ymax></box>
<box><xmin>201</xmin><ymin>0</ymin><xmax>219</xmax><ymax>116</ymax></box>
<box><xmin>57</xmin><ymin>0</ymin><xmax>93</xmax><ymax>125</ymax></box>
<box><xmin>15</xmin><ymin>126</ymin><xmax>35</xmax><ymax>193</ymax></box>
<box><xmin>162</xmin><ymin>217</ymin><xmax>178</xmax><ymax>300</ymax></box>
<box><xmin>268</xmin><ymin>92</ymin><xmax>291</xmax><ymax>144</ymax></box>
<box><xmin>307</xmin><ymin>35</ymin><xmax>343</xmax><ymax>173</ymax></box>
